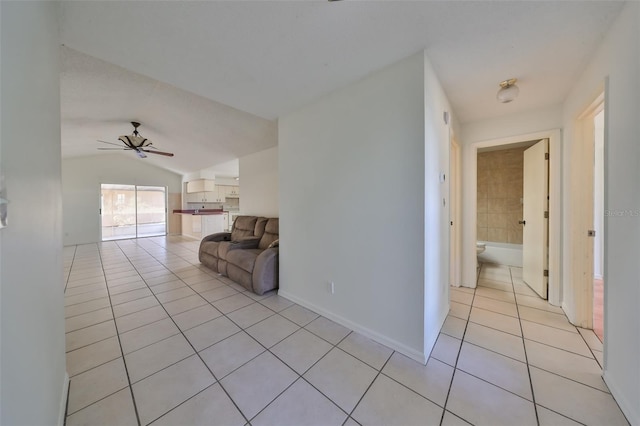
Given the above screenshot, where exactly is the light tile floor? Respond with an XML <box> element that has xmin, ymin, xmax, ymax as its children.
<box><xmin>63</xmin><ymin>237</ymin><xmax>628</xmax><ymax>425</ymax></box>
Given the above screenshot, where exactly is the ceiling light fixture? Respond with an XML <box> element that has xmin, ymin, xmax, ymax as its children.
<box><xmin>496</xmin><ymin>78</ymin><xmax>519</xmax><ymax>103</ymax></box>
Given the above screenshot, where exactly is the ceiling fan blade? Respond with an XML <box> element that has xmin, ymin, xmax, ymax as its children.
<box><xmin>142</xmin><ymin>149</ymin><xmax>174</xmax><ymax>157</ymax></box>
<box><xmin>97</xmin><ymin>139</ymin><xmax>125</xmax><ymax>147</ymax></box>
<box><xmin>97</xmin><ymin>148</ymin><xmax>131</xmax><ymax>151</ymax></box>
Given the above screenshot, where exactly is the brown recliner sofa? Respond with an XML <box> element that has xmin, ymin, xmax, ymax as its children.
<box><xmin>198</xmin><ymin>215</ymin><xmax>279</xmax><ymax>295</ymax></box>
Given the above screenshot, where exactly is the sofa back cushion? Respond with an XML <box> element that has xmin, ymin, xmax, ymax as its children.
<box><xmin>259</xmin><ymin>218</ymin><xmax>279</xmax><ymax>250</ymax></box>
<box><xmin>231</xmin><ymin>216</ymin><xmax>258</xmax><ymax>241</ymax></box>
<box><xmin>254</xmin><ymin>217</ymin><xmax>268</xmax><ymax>239</ymax></box>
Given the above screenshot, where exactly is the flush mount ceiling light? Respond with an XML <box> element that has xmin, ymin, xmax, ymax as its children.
<box><xmin>496</xmin><ymin>78</ymin><xmax>519</xmax><ymax>103</ymax></box>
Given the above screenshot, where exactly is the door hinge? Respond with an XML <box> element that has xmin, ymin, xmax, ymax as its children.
<box><xmin>545</xmin><ymin>153</ymin><xmax>549</xmax><ymax>160</ymax></box>
<box><xmin>544</xmin><ymin>211</ymin><xmax>549</xmax><ymax>219</ymax></box>
<box><xmin>543</xmin><ymin>269</ymin><xmax>549</xmax><ymax>277</ymax></box>
<box><xmin>99</xmin><ymin>208</ymin><xmax>101</xmax><ymax>215</ymax></box>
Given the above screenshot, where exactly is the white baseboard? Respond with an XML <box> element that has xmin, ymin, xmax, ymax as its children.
<box><xmin>602</xmin><ymin>371</ymin><xmax>637</xmax><ymax>426</ymax></box>
<box><xmin>277</xmin><ymin>290</ymin><xmax>428</xmax><ymax>364</ymax></box>
<box><xmin>58</xmin><ymin>372</ymin><xmax>70</xmax><ymax>426</ymax></box>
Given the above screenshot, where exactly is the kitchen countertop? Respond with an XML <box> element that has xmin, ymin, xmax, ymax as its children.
<box><xmin>173</xmin><ymin>209</ymin><xmax>228</xmax><ymax>215</ymax></box>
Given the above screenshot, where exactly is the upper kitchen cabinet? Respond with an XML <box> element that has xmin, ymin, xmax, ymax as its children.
<box><xmin>225</xmin><ymin>185</ymin><xmax>240</xmax><ymax>198</ymax></box>
<box><xmin>185</xmin><ymin>191</ymin><xmax>216</xmax><ymax>203</ymax></box>
<box><xmin>186</xmin><ymin>179</ymin><xmax>215</xmax><ymax>193</ymax></box>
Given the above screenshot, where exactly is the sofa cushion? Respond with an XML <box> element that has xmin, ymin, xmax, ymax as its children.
<box><xmin>254</xmin><ymin>217</ymin><xmax>268</xmax><ymax>239</ymax></box>
<box><xmin>218</xmin><ymin>238</ymin><xmax>260</xmax><ymax>261</ymax></box>
<box><xmin>200</xmin><ymin>241</ymin><xmax>221</xmax><ymax>257</ymax></box>
<box><xmin>259</xmin><ymin>218</ymin><xmax>279</xmax><ymax>250</ymax></box>
<box><xmin>231</xmin><ymin>216</ymin><xmax>258</xmax><ymax>241</ymax></box>
<box><xmin>226</xmin><ymin>249</ymin><xmax>262</xmax><ymax>274</ymax></box>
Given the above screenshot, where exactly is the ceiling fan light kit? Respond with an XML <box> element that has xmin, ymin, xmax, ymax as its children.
<box><xmin>97</xmin><ymin>122</ymin><xmax>174</xmax><ymax>158</ymax></box>
<box><xmin>496</xmin><ymin>78</ymin><xmax>519</xmax><ymax>103</ymax></box>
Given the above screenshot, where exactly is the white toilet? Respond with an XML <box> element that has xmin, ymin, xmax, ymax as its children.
<box><xmin>476</xmin><ymin>242</ymin><xmax>486</xmax><ymax>269</ymax></box>
<box><xmin>476</xmin><ymin>242</ymin><xmax>486</xmax><ymax>255</ymax></box>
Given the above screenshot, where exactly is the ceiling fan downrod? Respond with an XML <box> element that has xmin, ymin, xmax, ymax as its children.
<box><xmin>131</xmin><ymin>121</ymin><xmax>141</xmax><ymax>136</ymax></box>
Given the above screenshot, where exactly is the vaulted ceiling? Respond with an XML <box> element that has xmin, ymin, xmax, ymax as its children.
<box><xmin>59</xmin><ymin>1</ymin><xmax>624</xmax><ymax>175</ymax></box>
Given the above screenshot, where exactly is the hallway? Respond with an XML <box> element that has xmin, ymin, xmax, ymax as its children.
<box><xmin>63</xmin><ymin>237</ymin><xmax>628</xmax><ymax>425</ymax></box>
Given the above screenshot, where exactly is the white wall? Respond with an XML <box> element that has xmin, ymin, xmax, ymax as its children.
<box><xmin>0</xmin><ymin>2</ymin><xmax>68</xmax><ymax>424</ymax></box>
<box><xmin>62</xmin><ymin>154</ymin><xmax>183</xmax><ymax>245</ymax></box>
<box><xmin>239</xmin><ymin>146</ymin><xmax>279</xmax><ymax>217</ymax></box>
<box><xmin>422</xmin><ymin>54</ymin><xmax>454</xmax><ymax>357</ymax></box>
<box><xmin>561</xmin><ymin>4</ymin><xmax>639</xmax><ymax>423</ymax></box>
<box><xmin>461</xmin><ymin>104</ymin><xmax>563</xmax><ymax>146</ymax></box>
<box><xmin>279</xmin><ymin>52</ymin><xmax>451</xmax><ymax>362</ymax></box>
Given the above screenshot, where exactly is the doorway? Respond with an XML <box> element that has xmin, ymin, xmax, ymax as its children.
<box><xmin>462</xmin><ymin>129</ymin><xmax>561</xmax><ymax>305</ymax></box>
<box><xmin>101</xmin><ymin>184</ymin><xmax>167</xmax><ymax>240</ymax></box>
<box><xmin>450</xmin><ymin>137</ymin><xmax>461</xmax><ymax>287</ymax></box>
<box><xmin>593</xmin><ymin>109</ymin><xmax>604</xmax><ymax>341</ymax></box>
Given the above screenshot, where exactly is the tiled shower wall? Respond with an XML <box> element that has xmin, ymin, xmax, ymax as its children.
<box><xmin>477</xmin><ymin>147</ymin><xmax>526</xmax><ymax>244</ymax></box>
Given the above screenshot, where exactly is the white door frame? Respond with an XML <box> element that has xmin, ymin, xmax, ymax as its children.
<box><xmin>461</xmin><ymin>129</ymin><xmax>562</xmax><ymax>306</ymax></box>
<box><xmin>522</xmin><ymin>139</ymin><xmax>549</xmax><ymax>299</ymax></box>
<box><xmin>449</xmin><ymin>136</ymin><xmax>462</xmax><ymax>287</ymax></box>
<box><xmin>569</xmin><ymin>92</ymin><xmax>604</xmax><ymax>328</ymax></box>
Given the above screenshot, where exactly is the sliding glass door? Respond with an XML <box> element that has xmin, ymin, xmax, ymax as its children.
<box><xmin>101</xmin><ymin>184</ymin><xmax>167</xmax><ymax>241</ymax></box>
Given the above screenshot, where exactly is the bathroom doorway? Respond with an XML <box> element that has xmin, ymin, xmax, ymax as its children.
<box><xmin>463</xmin><ymin>129</ymin><xmax>561</xmax><ymax>305</ymax></box>
<box><xmin>476</xmin><ymin>141</ymin><xmax>537</xmax><ymax>270</ymax></box>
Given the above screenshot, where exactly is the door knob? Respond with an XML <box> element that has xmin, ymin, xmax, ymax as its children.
<box><xmin>518</xmin><ymin>220</ymin><xmax>526</xmax><ymax>225</ymax></box>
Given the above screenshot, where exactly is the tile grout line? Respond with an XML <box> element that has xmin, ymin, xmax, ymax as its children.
<box><xmin>438</xmin><ymin>262</ymin><xmax>481</xmax><ymax>426</ymax></box>
<box><xmin>140</xmin><ymin>245</ymin><xmax>307</xmax><ymax>420</ymax></box>
<box><xmin>343</xmin><ymin>348</ymin><xmax>395</xmax><ymax>423</ymax></box>
<box><xmin>94</xmin><ymin>243</ymin><xmax>144</xmax><ymax>426</ymax></box>
<box><xmin>63</xmin><ymin>245</ymin><xmax>78</xmax><ymax>294</ymax></box>
<box><xmin>111</xmin><ymin>239</ymin><xmax>253</xmax><ymax>426</ymax></box>
<box><xmin>509</xmin><ymin>266</ymin><xmax>541</xmax><ymax>426</ymax></box>
<box><xmin>64</xmin><ymin>246</ymin><xmax>141</xmax><ymax>425</ymax></box>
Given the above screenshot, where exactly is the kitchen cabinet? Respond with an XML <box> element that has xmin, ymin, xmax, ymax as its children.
<box><xmin>209</xmin><ymin>185</ymin><xmax>226</xmax><ymax>203</ymax></box>
<box><xmin>180</xmin><ymin>213</ymin><xmax>227</xmax><ymax>240</ymax></box>
<box><xmin>186</xmin><ymin>179</ymin><xmax>215</xmax><ymax>193</ymax></box>
<box><xmin>202</xmin><ymin>214</ymin><xmax>227</xmax><ymax>236</ymax></box>
<box><xmin>225</xmin><ymin>185</ymin><xmax>240</xmax><ymax>198</ymax></box>
<box><xmin>186</xmin><ymin>191</ymin><xmax>215</xmax><ymax>203</ymax></box>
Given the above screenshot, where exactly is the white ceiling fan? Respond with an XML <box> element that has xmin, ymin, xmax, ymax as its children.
<box><xmin>97</xmin><ymin>122</ymin><xmax>174</xmax><ymax>158</ymax></box>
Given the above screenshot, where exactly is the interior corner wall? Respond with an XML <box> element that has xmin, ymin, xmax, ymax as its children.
<box><xmin>422</xmin><ymin>54</ymin><xmax>454</xmax><ymax>358</ymax></box>
<box><xmin>279</xmin><ymin>52</ymin><xmax>429</xmax><ymax>361</ymax></box>
<box><xmin>238</xmin><ymin>146</ymin><xmax>279</xmax><ymax>217</ymax></box>
<box><xmin>1</xmin><ymin>2</ymin><xmax>67</xmax><ymax>425</ymax></box>
<box><xmin>561</xmin><ymin>3</ymin><xmax>639</xmax><ymax>423</ymax></box>
<box><xmin>62</xmin><ymin>155</ymin><xmax>183</xmax><ymax>245</ymax></box>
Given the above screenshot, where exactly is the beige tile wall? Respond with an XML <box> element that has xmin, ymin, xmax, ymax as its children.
<box><xmin>477</xmin><ymin>147</ymin><xmax>526</xmax><ymax>244</ymax></box>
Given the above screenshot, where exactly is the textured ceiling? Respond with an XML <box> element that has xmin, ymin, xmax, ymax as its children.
<box><xmin>58</xmin><ymin>1</ymin><xmax>624</xmax><ymax>175</ymax></box>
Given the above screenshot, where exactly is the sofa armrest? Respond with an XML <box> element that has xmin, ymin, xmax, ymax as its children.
<box><xmin>252</xmin><ymin>247</ymin><xmax>279</xmax><ymax>295</ymax></box>
<box><xmin>201</xmin><ymin>232</ymin><xmax>231</xmax><ymax>243</ymax></box>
